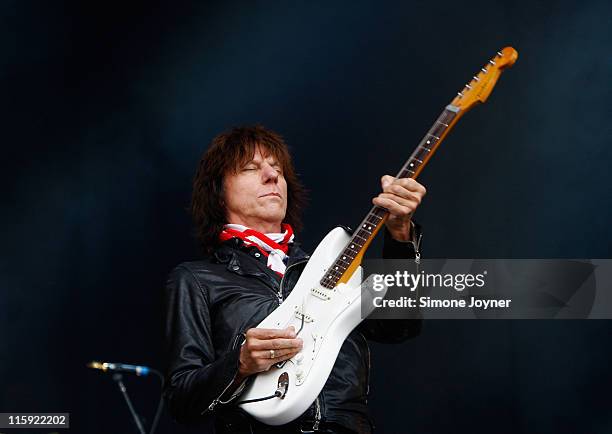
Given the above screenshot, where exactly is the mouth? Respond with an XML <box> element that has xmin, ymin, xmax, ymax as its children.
<box><xmin>260</xmin><ymin>192</ymin><xmax>282</xmax><ymax>198</ymax></box>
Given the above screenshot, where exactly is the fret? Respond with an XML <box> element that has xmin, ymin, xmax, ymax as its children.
<box><xmin>335</xmin><ymin>255</ymin><xmax>350</xmax><ymax>264</ymax></box>
<box><xmin>342</xmin><ymin>249</ymin><xmax>356</xmax><ymax>259</ymax></box>
<box><xmin>324</xmin><ymin>269</ymin><xmax>337</xmax><ymax>278</ymax></box>
<box><xmin>336</xmin><ymin>258</ymin><xmax>351</xmax><ymax>267</ymax></box>
<box><xmin>439</xmin><ymin>109</ymin><xmax>455</xmax><ymax>124</ymax></box>
<box><xmin>368</xmin><ymin>213</ymin><xmax>382</xmax><ymax>225</ymax></box>
<box><xmin>356</xmin><ymin>232</ymin><xmax>370</xmax><ymax>241</ymax></box>
<box><xmin>412</xmin><ymin>149</ymin><xmax>429</xmax><ymax>162</ymax></box>
<box><xmin>353</xmin><ymin>234</ymin><xmax>368</xmax><ymax>243</ymax></box>
<box><xmin>438</xmin><ymin>115</ymin><xmax>451</xmax><ymax>125</ymax></box>
<box><xmin>360</xmin><ymin>223</ymin><xmax>374</xmax><ymax>232</ymax></box>
<box><xmin>355</xmin><ymin>230</ymin><xmax>370</xmax><ymax>240</ymax></box>
<box><xmin>398</xmin><ymin>168</ymin><xmax>415</xmax><ymax>179</ymax></box>
<box><xmin>430</xmin><ymin>124</ymin><xmax>446</xmax><ymax>138</ymax></box>
<box><xmin>427</xmin><ymin>133</ymin><xmax>440</xmax><ymax>140</ymax></box>
<box><xmin>329</xmin><ymin>269</ymin><xmax>344</xmax><ymax>278</ymax></box>
<box><xmin>364</xmin><ymin>221</ymin><xmax>380</xmax><ymax>230</ymax></box>
<box><xmin>367</xmin><ymin>214</ymin><xmax>381</xmax><ymax>222</ymax></box>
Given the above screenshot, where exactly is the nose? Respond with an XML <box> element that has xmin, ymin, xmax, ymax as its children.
<box><xmin>261</xmin><ymin>162</ymin><xmax>279</xmax><ymax>183</ymax></box>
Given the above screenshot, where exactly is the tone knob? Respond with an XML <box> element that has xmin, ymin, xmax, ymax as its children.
<box><xmin>296</xmin><ymin>368</ymin><xmax>304</xmax><ymax>380</ymax></box>
<box><xmin>295</xmin><ymin>353</ymin><xmax>304</xmax><ymax>364</ymax></box>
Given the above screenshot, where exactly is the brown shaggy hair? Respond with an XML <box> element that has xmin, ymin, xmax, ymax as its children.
<box><xmin>191</xmin><ymin>125</ymin><xmax>307</xmax><ymax>255</ymax></box>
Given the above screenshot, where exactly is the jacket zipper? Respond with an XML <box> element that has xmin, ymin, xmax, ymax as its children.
<box><xmin>360</xmin><ymin>333</ymin><xmax>371</xmax><ymax>402</ymax></box>
<box><xmin>411</xmin><ymin>228</ymin><xmax>423</xmax><ymax>265</ymax></box>
<box><xmin>277</xmin><ymin>259</ymin><xmax>309</xmax><ymax>304</ymax></box>
<box><xmin>206</xmin><ymin>373</ymin><xmax>242</xmax><ymax>412</ymax></box>
<box><xmin>202</xmin><ymin>333</ymin><xmax>246</xmax><ymax>414</ymax></box>
<box><xmin>313</xmin><ymin>395</ymin><xmax>322</xmax><ymax>430</ymax></box>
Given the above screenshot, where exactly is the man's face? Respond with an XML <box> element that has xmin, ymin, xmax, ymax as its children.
<box><xmin>223</xmin><ymin>146</ymin><xmax>288</xmax><ymax>232</ymax></box>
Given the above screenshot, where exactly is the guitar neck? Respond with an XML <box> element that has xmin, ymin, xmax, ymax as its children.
<box><xmin>319</xmin><ymin>46</ymin><xmax>517</xmax><ymax>288</ymax></box>
<box><xmin>320</xmin><ymin>104</ymin><xmax>462</xmax><ymax>289</ymax></box>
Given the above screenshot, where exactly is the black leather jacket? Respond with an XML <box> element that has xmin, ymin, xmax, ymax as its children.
<box><xmin>163</xmin><ymin>226</ymin><xmax>422</xmax><ymax>433</ymax></box>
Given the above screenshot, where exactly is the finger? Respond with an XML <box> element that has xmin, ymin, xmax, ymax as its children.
<box><xmin>251</xmin><ymin>348</ymin><xmax>301</xmax><ymax>360</ymax></box>
<box><xmin>396</xmin><ymin>178</ymin><xmax>427</xmax><ymax>194</ymax></box>
<box><xmin>255</xmin><ymin>349</ymin><xmax>302</xmax><ymax>372</ymax></box>
<box><xmin>249</xmin><ymin>337</ymin><xmax>303</xmax><ymax>351</ymax></box>
<box><xmin>264</xmin><ymin>350</ymin><xmax>302</xmax><ymax>368</ymax></box>
<box><xmin>383</xmin><ymin>177</ymin><xmax>426</xmax><ymax>195</ymax></box>
<box><xmin>377</xmin><ymin>192</ymin><xmax>420</xmax><ymax>209</ymax></box>
<box><xmin>380</xmin><ymin>175</ymin><xmax>395</xmax><ymax>189</ymax></box>
<box><xmin>373</xmin><ymin>197</ymin><xmax>413</xmax><ymax>217</ymax></box>
<box><xmin>246</xmin><ymin>327</ymin><xmax>297</xmax><ymax>339</ymax></box>
<box><xmin>275</xmin><ymin>350</ymin><xmax>301</xmax><ymax>363</ymax></box>
<box><xmin>379</xmin><ymin>188</ymin><xmax>423</xmax><ymax>205</ymax></box>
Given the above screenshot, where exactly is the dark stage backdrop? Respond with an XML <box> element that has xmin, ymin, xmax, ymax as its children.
<box><xmin>2</xmin><ymin>1</ymin><xmax>611</xmax><ymax>433</ymax></box>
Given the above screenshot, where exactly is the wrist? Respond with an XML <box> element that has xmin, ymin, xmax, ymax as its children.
<box><xmin>387</xmin><ymin>219</ymin><xmax>413</xmax><ymax>242</ymax></box>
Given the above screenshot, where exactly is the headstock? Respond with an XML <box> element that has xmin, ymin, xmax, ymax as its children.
<box><xmin>451</xmin><ymin>47</ymin><xmax>518</xmax><ymax>112</ymax></box>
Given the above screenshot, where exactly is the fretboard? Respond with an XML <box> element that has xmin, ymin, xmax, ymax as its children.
<box><xmin>319</xmin><ymin>105</ymin><xmax>460</xmax><ymax>289</ymax></box>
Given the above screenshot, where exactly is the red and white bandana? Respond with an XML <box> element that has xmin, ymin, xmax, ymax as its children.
<box><xmin>219</xmin><ymin>223</ymin><xmax>295</xmax><ymax>275</ymax></box>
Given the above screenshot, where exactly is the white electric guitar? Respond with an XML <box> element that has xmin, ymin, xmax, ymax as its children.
<box><xmin>238</xmin><ymin>47</ymin><xmax>518</xmax><ymax>425</ymax></box>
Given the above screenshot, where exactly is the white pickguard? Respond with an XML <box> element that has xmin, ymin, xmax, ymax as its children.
<box><xmin>238</xmin><ymin>227</ymin><xmax>386</xmax><ymax>425</ymax></box>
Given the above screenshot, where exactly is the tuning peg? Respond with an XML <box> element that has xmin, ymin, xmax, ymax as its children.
<box><xmin>473</xmin><ymin>76</ymin><xmax>480</xmax><ymax>81</ymax></box>
<box><xmin>465</xmin><ymin>84</ymin><xmax>472</xmax><ymax>89</ymax></box>
<box><xmin>488</xmin><ymin>60</ymin><xmax>496</xmax><ymax>65</ymax></box>
<box><xmin>481</xmin><ymin>67</ymin><xmax>487</xmax><ymax>73</ymax></box>
<box><xmin>497</xmin><ymin>51</ymin><xmax>503</xmax><ymax>56</ymax></box>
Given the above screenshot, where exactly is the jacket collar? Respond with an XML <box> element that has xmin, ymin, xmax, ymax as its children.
<box><xmin>212</xmin><ymin>238</ymin><xmax>310</xmax><ymax>281</ymax></box>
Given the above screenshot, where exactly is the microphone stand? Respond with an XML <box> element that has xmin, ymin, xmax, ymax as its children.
<box><xmin>112</xmin><ymin>373</ymin><xmax>146</xmax><ymax>434</ymax></box>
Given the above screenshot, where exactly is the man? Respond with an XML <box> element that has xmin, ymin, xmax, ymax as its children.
<box><xmin>164</xmin><ymin>125</ymin><xmax>426</xmax><ymax>433</ymax></box>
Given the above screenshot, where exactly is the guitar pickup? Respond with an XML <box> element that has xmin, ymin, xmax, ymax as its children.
<box><xmin>295</xmin><ymin>308</ymin><xmax>314</xmax><ymax>323</ymax></box>
<box><xmin>311</xmin><ymin>287</ymin><xmax>332</xmax><ymax>300</ymax></box>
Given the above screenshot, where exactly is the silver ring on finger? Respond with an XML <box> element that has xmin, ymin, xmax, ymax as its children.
<box><xmin>269</xmin><ymin>349</ymin><xmax>275</xmax><ymax>359</ymax></box>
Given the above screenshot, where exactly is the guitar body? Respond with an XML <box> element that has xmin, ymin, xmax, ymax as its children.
<box><xmin>239</xmin><ymin>227</ymin><xmax>380</xmax><ymax>425</ymax></box>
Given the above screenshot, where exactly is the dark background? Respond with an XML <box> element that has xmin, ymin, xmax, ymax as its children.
<box><xmin>2</xmin><ymin>1</ymin><xmax>612</xmax><ymax>433</ymax></box>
